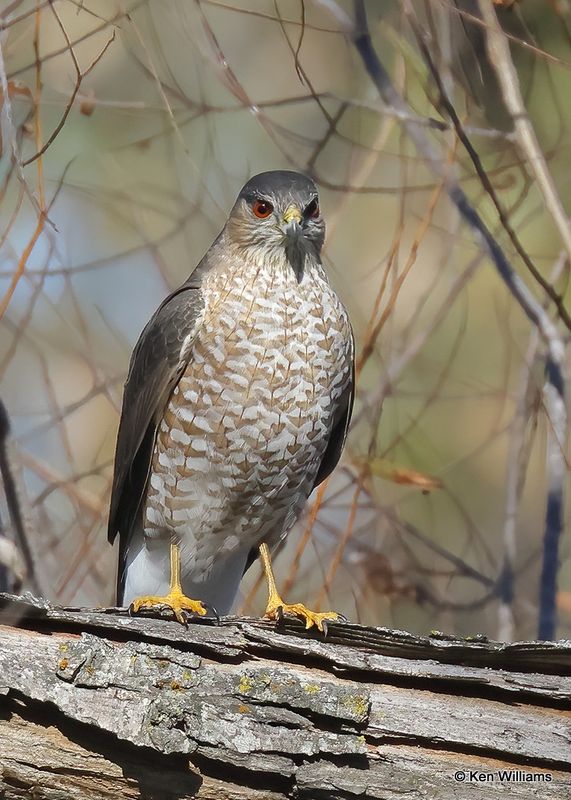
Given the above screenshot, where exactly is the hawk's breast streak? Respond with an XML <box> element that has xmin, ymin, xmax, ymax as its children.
<box><xmin>123</xmin><ymin>255</ymin><xmax>352</xmax><ymax>611</ymax></box>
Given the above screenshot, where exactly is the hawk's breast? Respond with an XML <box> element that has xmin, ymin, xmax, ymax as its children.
<box><xmin>144</xmin><ymin>258</ymin><xmax>352</xmax><ymax>565</ymax></box>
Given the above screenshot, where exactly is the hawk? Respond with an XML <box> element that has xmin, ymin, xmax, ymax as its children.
<box><xmin>108</xmin><ymin>171</ymin><xmax>354</xmax><ymax>630</ymax></box>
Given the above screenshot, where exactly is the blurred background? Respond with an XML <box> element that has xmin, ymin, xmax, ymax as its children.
<box><xmin>1</xmin><ymin>0</ymin><xmax>570</xmax><ymax>641</ymax></box>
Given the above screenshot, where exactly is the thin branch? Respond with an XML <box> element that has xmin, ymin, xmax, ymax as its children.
<box><xmin>314</xmin><ymin>479</ymin><xmax>362</xmax><ymax>609</ymax></box>
<box><xmin>351</xmin><ymin>0</ymin><xmax>562</xmax><ymax>372</ymax></box>
<box><xmin>21</xmin><ymin>24</ymin><xmax>116</xmax><ymax>167</ymax></box>
<box><xmin>447</xmin><ymin>0</ymin><xmax>571</xmax><ymax>70</ymax></box>
<box><xmin>6</xmin><ymin>3</ymin><xmax>140</xmax><ymax>78</ymax></box>
<box><xmin>282</xmin><ymin>482</ymin><xmax>329</xmax><ymax>599</ymax></box>
<box><xmin>0</xmin><ymin>400</ymin><xmax>41</xmax><ymax>594</ymax></box>
<box><xmin>478</xmin><ymin>1</ymin><xmax>571</xmax><ymax>291</ymax></box>
<box><xmin>478</xmin><ymin>1</ymin><xmax>570</xmax><ymax>640</ymax></box>
<box><xmin>499</xmin><ymin>252</ymin><xmax>568</xmax><ymax>641</ymax></box>
<box><xmin>0</xmin><ymin>210</ymin><xmax>47</xmax><ymax>320</ymax></box>
<box><xmin>539</xmin><ymin>369</ymin><xmax>568</xmax><ymax>640</ymax></box>
<box><xmin>389</xmin><ymin>513</ymin><xmax>497</xmax><ymax>590</ymax></box>
<box><xmin>348</xmin><ymin>0</ymin><xmax>568</xmax><ymax>638</ymax></box>
<box><xmin>498</xmin><ymin>334</ymin><xmax>540</xmax><ymax>642</ymax></box>
<box><xmin>356</xmin><ymin>168</ymin><xmax>449</xmax><ymax>378</ymax></box>
<box><xmin>0</xmin><ymin>28</ymin><xmax>44</xmax><ymax>220</ymax></box>
<box><xmin>406</xmin><ymin>7</ymin><xmax>571</xmax><ymax>333</ymax></box>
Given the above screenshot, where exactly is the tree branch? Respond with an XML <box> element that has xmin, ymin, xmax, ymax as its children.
<box><xmin>476</xmin><ymin>0</ymin><xmax>569</xmax><ymax>642</ymax></box>
<box><xmin>0</xmin><ymin>593</ymin><xmax>570</xmax><ymax>799</ymax></box>
<box><xmin>0</xmin><ymin>400</ymin><xmax>40</xmax><ymax>594</ymax></box>
<box><xmin>479</xmin><ymin>0</ymin><xmax>571</xmax><ymax>265</ymax></box>
<box><xmin>349</xmin><ymin>0</ymin><xmax>567</xmax><ymax>641</ymax></box>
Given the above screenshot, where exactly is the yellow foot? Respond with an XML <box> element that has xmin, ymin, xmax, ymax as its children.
<box><xmin>265</xmin><ymin>600</ymin><xmax>341</xmax><ymax>633</ymax></box>
<box><xmin>130</xmin><ymin>590</ymin><xmax>207</xmax><ymax>625</ymax></box>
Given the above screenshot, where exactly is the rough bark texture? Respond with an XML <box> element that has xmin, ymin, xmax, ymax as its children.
<box><xmin>0</xmin><ymin>593</ymin><xmax>569</xmax><ymax>799</ymax></box>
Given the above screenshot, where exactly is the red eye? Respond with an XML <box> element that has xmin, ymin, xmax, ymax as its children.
<box><xmin>305</xmin><ymin>198</ymin><xmax>320</xmax><ymax>219</ymax></box>
<box><xmin>252</xmin><ymin>199</ymin><xmax>273</xmax><ymax>219</ymax></box>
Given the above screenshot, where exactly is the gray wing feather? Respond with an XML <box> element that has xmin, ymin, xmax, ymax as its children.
<box><xmin>311</xmin><ymin>356</ymin><xmax>354</xmax><ymax>489</ymax></box>
<box><xmin>108</xmin><ymin>286</ymin><xmax>204</xmax><ymax>590</ymax></box>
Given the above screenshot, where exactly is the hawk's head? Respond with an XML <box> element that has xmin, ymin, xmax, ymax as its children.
<box><xmin>226</xmin><ymin>170</ymin><xmax>325</xmax><ymax>280</ymax></box>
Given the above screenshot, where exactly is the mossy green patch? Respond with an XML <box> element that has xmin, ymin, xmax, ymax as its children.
<box><xmin>238</xmin><ymin>674</ymin><xmax>253</xmax><ymax>694</ymax></box>
<box><xmin>343</xmin><ymin>693</ymin><xmax>369</xmax><ymax>720</ymax></box>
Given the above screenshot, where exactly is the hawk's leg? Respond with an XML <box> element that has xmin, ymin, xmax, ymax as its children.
<box><xmin>259</xmin><ymin>542</ymin><xmax>340</xmax><ymax>633</ymax></box>
<box><xmin>130</xmin><ymin>540</ymin><xmax>207</xmax><ymax>624</ymax></box>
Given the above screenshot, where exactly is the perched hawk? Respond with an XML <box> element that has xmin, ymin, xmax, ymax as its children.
<box><xmin>108</xmin><ymin>171</ymin><xmax>354</xmax><ymax>630</ymax></box>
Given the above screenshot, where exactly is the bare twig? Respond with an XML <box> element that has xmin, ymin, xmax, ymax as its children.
<box><xmin>405</xmin><ymin>6</ymin><xmax>571</xmax><ymax>333</ymax></box>
<box><xmin>478</xmin><ymin>1</ymin><xmax>569</xmax><ymax>640</ymax></box>
<box><xmin>539</xmin><ymin>370</ymin><xmax>568</xmax><ymax>640</ymax></box>
<box><xmin>348</xmin><ymin>0</ymin><xmax>568</xmax><ymax>638</ymax></box>
<box><xmin>0</xmin><ymin>27</ymin><xmax>44</xmax><ymax>220</ymax></box>
<box><xmin>0</xmin><ymin>400</ymin><xmax>41</xmax><ymax>594</ymax></box>
<box><xmin>351</xmin><ymin>0</ymin><xmax>563</xmax><ymax>362</ymax></box>
<box><xmin>498</xmin><ymin>333</ymin><xmax>540</xmax><ymax>642</ymax></box>
<box><xmin>478</xmin><ymin>1</ymin><xmax>571</xmax><ymax>288</ymax></box>
<box><xmin>21</xmin><ymin>18</ymin><xmax>116</xmax><ymax>167</ymax></box>
<box><xmin>499</xmin><ymin>252</ymin><xmax>568</xmax><ymax>641</ymax></box>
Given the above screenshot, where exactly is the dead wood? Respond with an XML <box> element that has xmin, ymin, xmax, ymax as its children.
<box><xmin>0</xmin><ymin>593</ymin><xmax>569</xmax><ymax>799</ymax></box>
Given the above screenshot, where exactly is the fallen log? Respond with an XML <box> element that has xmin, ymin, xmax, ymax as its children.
<box><xmin>0</xmin><ymin>593</ymin><xmax>569</xmax><ymax>799</ymax></box>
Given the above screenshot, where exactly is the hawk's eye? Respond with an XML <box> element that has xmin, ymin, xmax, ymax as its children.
<box><xmin>304</xmin><ymin>198</ymin><xmax>320</xmax><ymax>219</ymax></box>
<box><xmin>252</xmin><ymin>199</ymin><xmax>274</xmax><ymax>219</ymax></box>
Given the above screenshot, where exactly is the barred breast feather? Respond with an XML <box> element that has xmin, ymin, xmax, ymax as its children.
<box><xmin>138</xmin><ymin>253</ymin><xmax>353</xmax><ymax>608</ymax></box>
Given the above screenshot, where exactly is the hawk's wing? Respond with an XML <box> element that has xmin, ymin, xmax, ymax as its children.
<box><xmin>108</xmin><ymin>285</ymin><xmax>204</xmax><ymax>593</ymax></box>
<box><xmin>311</xmin><ymin>352</ymin><xmax>354</xmax><ymax>489</ymax></box>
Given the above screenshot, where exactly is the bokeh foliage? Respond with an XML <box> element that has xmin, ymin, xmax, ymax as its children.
<box><xmin>1</xmin><ymin>0</ymin><xmax>570</xmax><ymax>639</ymax></box>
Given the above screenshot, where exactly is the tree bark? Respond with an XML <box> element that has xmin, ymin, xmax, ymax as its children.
<box><xmin>0</xmin><ymin>593</ymin><xmax>569</xmax><ymax>799</ymax></box>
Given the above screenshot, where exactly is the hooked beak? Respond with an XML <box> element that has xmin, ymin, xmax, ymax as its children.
<box><xmin>282</xmin><ymin>204</ymin><xmax>306</xmax><ymax>282</ymax></box>
<box><xmin>282</xmin><ymin>204</ymin><xmax>303</xmax><ymax>237</ymax></box>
